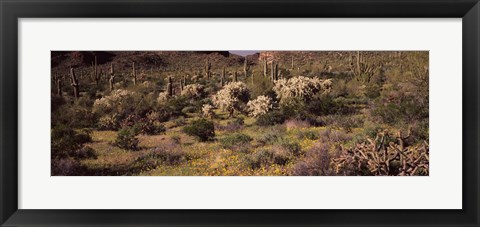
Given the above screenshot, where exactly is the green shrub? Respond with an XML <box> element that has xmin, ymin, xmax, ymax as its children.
<box><xmin>220</xmin><ymin>133</ymin><xmax>252</xmax><ymax>149</ymax></box>
<box><xmin>114</xmin><ymin>127</ymin><xmax>139</xmax><ymax>150</ymax></box>
<box><xmin>279</xmin><ymin>141</ymin><xmax>302</xmax><ymax>156</ymax></box>
<box><xmin>182</xmin><ymin>118</ymin><xmax>215</xmax><ymax>142</ymax></box>
<box><xmin>256</xmin><ymin>110</ymin><xmax>286</xmax><ymax>126</ymax></box>
<box><xmin>296</xmin><ymin>130</ymin><xmax>319</xmax><ymax>140</ymax></box>
<box><xmin>243</xmin><ymin>147</ymin><xmax>292</xmax><ymax>169</ymax></box>
<box><xmin>51</xmin><ymin>125</ymin><xmax>92</xmax><ymax>159</ymax></box>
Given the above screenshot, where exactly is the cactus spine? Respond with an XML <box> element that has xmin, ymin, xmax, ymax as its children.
<box><xmin>109</xmin><ymin>63</ymin><xmax>115</xmax><ymax>91</ymax></box>
<box><xmin>70</xmin><ymin>67</ymin><xmax>79</xmax><ymax>99</ymax></box>
<box><xmin>132</xmin><ymin>62</ymin><xmax>137</xmax><ymax>86</ymax></box>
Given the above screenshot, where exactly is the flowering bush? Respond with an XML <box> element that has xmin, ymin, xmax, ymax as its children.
<box><xmin>212</xmin><ymin>82</ymin><xmax>249</xmax><ymax>117</ymax></box>
<box><xmin>181</xmin><ymin>84</ymin><xmax>205</xmax><ymax>99</ymax></box>
<box><xmin>246</xmin><ymin>95</ymin><xmax>273</xmax><ymax>118</ymax></box>
<box><xmin>273</xmin><ymin>76</ymin><xmax>332</xmax><ymax>104</ymax></box>
<box><xmin>202</xmin><ymin>104</ymin><xmax>215</xmax><ymax>119</ymax></box>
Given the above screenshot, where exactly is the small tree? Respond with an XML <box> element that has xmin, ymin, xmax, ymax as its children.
<box><xmin>212</xmin><ymin>82</ymin><xmax>249</xmax><ymax>117</ymax></box>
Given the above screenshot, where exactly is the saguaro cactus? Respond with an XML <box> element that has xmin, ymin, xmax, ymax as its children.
<box><xmin>92</xmin><ymin>55</ymin><xmax>100</xmax><ymax>85</ymax></box>
<box><xmin>291</xmin><ymin>56</ymin><xmax>294</xmax><ymax>70</ymax></box>
<box><xmin>54</xmin><ymin>72</ymin><xmax>62</xmax><ymax>96</ymax></box>
<box><xmin>70</xmin><ymin>67</ymin><xmax>79</xmax><ymax>99</ymax></box>
<box><xmin>271</xmin><ymin>61</ymin><xmax>278</xmax><ymax>81</ymax></box>
<box><xmin>132</xmin><ymin>62</ymin><xmax>137</xmax><ymax>86</ymax></box>
<box><xmin>167</xmin><ymin>76</ymin><xmax>173</xmax><ymax>96</ymax></box>
<box><xmin>221</xmin><ymin>67</ymin><xmax>226</xmax><ymax>86</ymax></box>
<box><xmin>263</xmin><ymin>59</ymin><xmax>268</xmax><ymax>77</ymax></box>
<box><xmin>205</xmin><ymin>59</ymin><xmax>212</xmax><ymax>80</ymax></box>
<box><xmin>234</xmin><ymin>71</ymin><xmax>238</xmax><ymax>82</ymax></box>
<box><xmin>109</xmin><ymin>63</ymin><xmax>115</xmax><ymax>91</ymax></box>
<box><xmin>243</xmin><ymin>57</ymin><xmax>248</xmax><ymax>78</ymax></box>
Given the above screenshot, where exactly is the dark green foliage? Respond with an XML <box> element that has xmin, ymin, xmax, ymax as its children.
<box><xmin>256</xmin><ymin>110</ymin><xmax>287</xmax><ymax>126</ymax></box>
<box><xmin>182</xmin><ymin>118</ymin><xmax>215</xmax><ymax>142</ymax></box>
<box><xmin>51</xmin><ymin>125</ymin><xmax>92</xmax><ymax>159</ymax></box>
<box><xmin>114</xmin><ymin>127</ymin><xmax>139</xmax><ymax>150</ymax></box>
<box><xmin>220</xmin><ymin>133</ymin><xmax>252</xmax><ymax>149</ymax></box>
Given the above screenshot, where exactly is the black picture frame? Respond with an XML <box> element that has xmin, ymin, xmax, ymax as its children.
<box><xmin>1</xmin><ymin>0</ymin><xmax>479</xmax><ymax>226</ymax></box>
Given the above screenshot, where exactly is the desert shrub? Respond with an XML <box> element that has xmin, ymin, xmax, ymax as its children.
<box><xmin>244</xmin><ymin>147</ymin><xmax>292</xmax><ymax>169</ymax></box>
<box><xmin>51</xmin><ymin>95</ymin><xmax>66</xmax><ymax>112</ymax></box>
<box><xmin>182</xmin><ymin>118</ymin><xmax>215</xmax><ymax>142</ymax></box>
<box><xmin>284</xmin><ymin>119</ymin><xmax>310</xmax><ymax>130</ymax></box>
<box><xmin>51</xmin><ymin>158</ymin><xmax>88</xmax><ymax>176</ymax></box>
<box><xmin>114</xmin><ymin>127</ymin><xmax>139</xmax><ymax>150</ymax></box>
<box><xmin>53</xmin><ymin>103</ymin><xmax>98</xmax><ymax>129</ymax></box>
<box><xmin>51</xmin><ymin>125</ymin><xmax>92</xmax><ymax>159</ymax></box>
<box><xmin>296</xmin><ymin>130</ymin><xmax>319</xmax><ymax>140</ymax></box>
<box><xmin>172</xmin><ymin>116</ymin><xmax>186</xmax><ymax>127</ymax></box>
<box><xmin>246</xmin><ymin>95</ymin><xmax>273</xmax><ymax>117</ymax></box>
<box><xmin>139</xmin><ymin>111</ymin><xmax>166</xmax><ymax>135</ymax></box>
<box><xmin>148</xmin><ymin>142</ymin><xmax>186</xmax><ymax>165</ymax></box>
<box><xmin>182</xmin><ymin>106</ymin><xmax>197</xmax><ymax>114</ymax></box>
<box><xmin>137</xmin><ymin>121</ymin><xmax>166</xmax><ymax>135</ymax></box>
<box><xmin>318</xmin><ymin>128</ymin><xmax>351</xmax><ymax>144</ymax></box>
<box><xmin>256</xmin><ymin>110</ymin><xmax>287</xmax><ymax>126</ymax></box>
<box><xmin>278</xmin><ymin>141</ymin><xmax>302</xmax><ymax>156</ymax></box>
<box><xmin>69</xmin><ymin>146</ymin><xmax>97</xmax><ymax>160</ymax></box>
<box><xmin>212</xmin><ymin>82</ymin><xmax>250</xmax><ymax>117</ymax></box>
<box><xmin>154</xmin><ymin>96</ymin><xmax>188</xmax><ymax>122</ymax></box>
<box><xmin>306</xmin><ymin>96</ymin><xmax>355</xmax><ymax>116</ymax></box>
<box><xmin>335</xmin><ymin>115</ymin><xmax>364</xmax><ymax>133</ymax></box>
<box><xmin>292</xmin><ymin>142</ymin><xmax>333</xmax><ymax>176</ymax></box>
<box><xmin>220</xmin><ymin>133</ymin><xmax>253</xmax><ymax>149</ymax></box>
<box><xmin>216</xmin><ymin>120</ymin><xmax>243</xmax><ymax>132</ymax></box>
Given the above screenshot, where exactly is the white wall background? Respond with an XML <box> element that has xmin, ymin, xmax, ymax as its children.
<box><xmin>18</xmin><ymin>18</ymin><xmax>462</xmax><ymax>209</ymax></box>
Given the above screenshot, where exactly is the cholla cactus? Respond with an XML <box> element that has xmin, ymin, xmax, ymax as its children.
<box><xmin>93</xmin><ymin>89</ymin><xmax>136</xmax><ymax>114</ymax></box>
<box><xmin>180</xmin><ymin>84</ymin><xmax>204</xmax><ymax>98</ymax></box>
<box><xmin>157</xmin><ymin>91</ymin><xmax>170</xmax><ymax>103</ymax></box>
<box><xmin>247</xmin><ymin>95</ymin><xmax>273</xmax><ymax>117</ymax></box>
<box><xmin>202</xmin><ymin>104</ymin><xmax>215</xmax><ymax>119</ymax></box>
<box><xmin>273</xmin><ymin>76</ymin><xmax>332</xmax><ymax>104</ymax></box>
<box><xmin>212</xmin><ymin>81</ymin><xmax>249</xmax><ymax>117</ymax></box>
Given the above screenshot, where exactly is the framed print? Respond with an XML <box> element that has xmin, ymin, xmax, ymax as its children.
<box><xmin>1</xmin><ymin>0</ymin><xmax>479</xmax><ymax>226</ymax></box>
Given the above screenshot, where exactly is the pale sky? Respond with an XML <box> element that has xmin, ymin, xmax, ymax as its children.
<box><xmin>229</xmin><ymin>51</ymin><xmax>259</xmax><ymax>57</ymax></box>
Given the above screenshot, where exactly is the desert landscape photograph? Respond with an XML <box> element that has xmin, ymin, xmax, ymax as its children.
<box><xmin>51</xmin><ymin>51</ymin><xmax>429</xmax><ymax>176</ymax></box>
